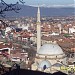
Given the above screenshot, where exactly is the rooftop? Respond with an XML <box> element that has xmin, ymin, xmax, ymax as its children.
<box><xmin>37</xmin><ymin>43</ymin><xmax>64</xmax><ymax>55</ymax></box>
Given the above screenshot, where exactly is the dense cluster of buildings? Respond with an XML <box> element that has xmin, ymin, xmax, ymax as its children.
<box><xmin>0</xmin><ymin>6</ymin><xmax>75</xmax><ymax>74</ymax></box>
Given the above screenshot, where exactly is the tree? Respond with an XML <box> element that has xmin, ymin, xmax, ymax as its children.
<box><xmin>0</xmin><ymin>0</ymin><xmax>25</xmax><ymax>26</ymax></box>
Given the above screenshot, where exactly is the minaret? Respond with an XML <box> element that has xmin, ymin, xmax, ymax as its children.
<box><xmin>37</xmin><ymin>6</ymin><xmax>41</xmax><ymax>52</ymax></box>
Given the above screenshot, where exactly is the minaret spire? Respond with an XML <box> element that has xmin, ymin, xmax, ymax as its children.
<box><xmin>37</xmin><ymin>6</ymin><xmax>40</xmax><ymax>22</ymax></box>
<box><xmin>37</xmin><ymin>6</ymin><xmax>41</xmax><ymax>52</ymax></box>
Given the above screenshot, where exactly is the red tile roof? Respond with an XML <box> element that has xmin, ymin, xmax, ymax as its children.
<box><xmin>0</xmin><ymin>42</ymin><xmax>12</xmax><ymax>49</ymax></box>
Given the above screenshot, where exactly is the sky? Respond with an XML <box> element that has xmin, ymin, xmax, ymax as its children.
<box><xmin>1</xmin><ymin>0</ymin><xmax>75</xmax><ymax>7</ymax></box>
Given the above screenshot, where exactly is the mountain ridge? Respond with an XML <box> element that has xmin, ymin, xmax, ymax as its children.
<box><xmin>1</xmin><ymin>4</ymin><xmax>74</xmax><ymax>17</ymax></box>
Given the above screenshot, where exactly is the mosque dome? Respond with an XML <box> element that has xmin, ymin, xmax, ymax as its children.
<box><xmin>37</xmin><ymin>43</ymin><xmax>64</xmax><ymax>55</ymax></box>
<box><xmin>38</xmin><ymin>60</ymin><xmax>51</xmax><ymax>69</ymax></box>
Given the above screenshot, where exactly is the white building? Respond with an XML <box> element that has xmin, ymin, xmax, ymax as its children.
<box><xmin>50</xmin><ymin>32</ymin><xmax>59</xmax><ymax>36</ymax></box>
<box><xmin>31</xmin><ymin>43</ymin><xmax>67</xmax><ymax>73</ymax></box>
<box><xmin>31</xmin><ymin>6</ymin><xmax>67</xmax><ymax>73</ymax></box>
<box><xmin>69</xmin><ymin>28</ymin><xmax>75</xmax><ymax>34</ymax></box>
<box><xmin>18</xmin><ymin>24</ymin><xmax>29</xmax><ymax>30</ymax></box>
<box><xmin>5</xmin><ymin>27</ymin><xmax>12</xmax><ymax>35</ymax></box>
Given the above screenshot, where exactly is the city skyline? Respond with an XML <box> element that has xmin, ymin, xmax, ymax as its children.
<box><xmin>1</xmin><ymin>0</ymin><xmax>74</xmax><ymax>7</ymax></box>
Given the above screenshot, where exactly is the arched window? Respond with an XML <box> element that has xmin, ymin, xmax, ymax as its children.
<box><xmin>43</xmin><ymin>65</ymin><xmax>46</xmax><ymax>70</ymax></box>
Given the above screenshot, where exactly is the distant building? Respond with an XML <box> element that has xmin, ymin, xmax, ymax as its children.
<box><xmin>50</xmin><ymin>32</ymin><xmax>59</xmax><ymax>36</ymax></box>
<box><xmin>69</xmin><ymin>28</ymin><xmax>75</xmax><ymax>34</ymax></box>
<box><xmin>0</xmin><ymin>42</ymin><xmax>12</xmax><ymax>56</ymax></box>
<box><xmin>5</xmin><ymin>27</ymin><xmax>12</xmax><ymax>35</ymax></box>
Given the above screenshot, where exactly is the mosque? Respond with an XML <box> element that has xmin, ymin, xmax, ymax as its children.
<box><xmin>31</xmin><ymin>7</ymin><xmax>67</xmax><ymax>73</ymax></box>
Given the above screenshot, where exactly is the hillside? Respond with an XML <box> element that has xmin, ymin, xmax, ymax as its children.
<box><xmin>1</xmin><ymin>4</ymin><xmax>75</xmax><ymax>17</ymax></box>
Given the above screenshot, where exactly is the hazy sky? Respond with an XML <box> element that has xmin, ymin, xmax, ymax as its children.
<box><xmin>1</xmin><ymin>0</ymin><xmax>74</xmax><ymax>7</ymax></box>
